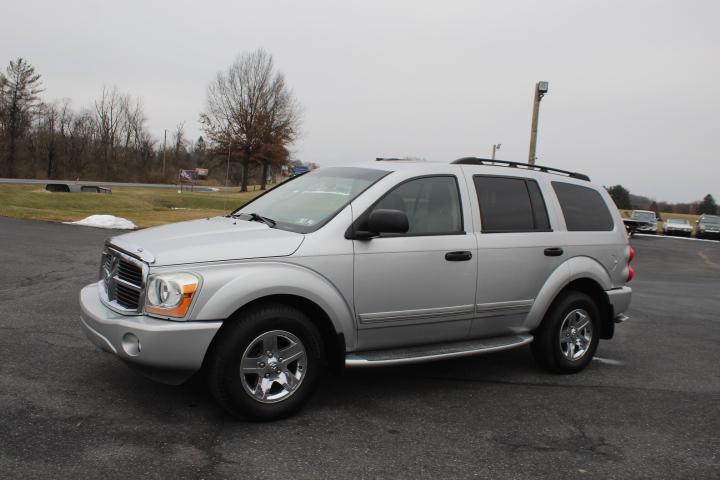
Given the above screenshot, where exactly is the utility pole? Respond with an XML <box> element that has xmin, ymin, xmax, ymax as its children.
<box><xmin>491</xmin><ymin>143</ymin><xmax>501</xmax><ymax>160</ymax></box>
<box><xmin>225</xmin><ymin>142</ymin><xmax>232</xmax><ymax>187</ymax></box>
<box><xmin>528</xmin><ymin>81</ymin><xmax>549</xmax><ymax>165</ymax></box>
<box><xmin>162</xmin><ymin>129</ymin><xmax>167</xmax><ymax>179</ymax></box>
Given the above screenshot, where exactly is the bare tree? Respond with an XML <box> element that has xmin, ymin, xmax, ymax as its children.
<box><xmin>200</xmin><ymin>49</ymin><xmax>301</xmax><ymax>191</ymax></box>
<box><xmin>94</xmin><ymin>86</ymin><xmax>122</xmax><ymax>178</ymax></box>
<box><xmin>65</xmin><ymin>109</ymin><xmax>96</xmax><ymax>179</ymax></box>
<box><xmin>173</xmin><ymin>121</ymin><xmax>187</xmax><ymax>164</ymax></box>
<box><xmin>39</xmin><ymin>102</ymin><xmax>59</xmax><ymax>178</ymax></box>
<box><xmin>0</xmin><ymin>58</ymin><xmax>44</xmax><ymax>177</ymax></box>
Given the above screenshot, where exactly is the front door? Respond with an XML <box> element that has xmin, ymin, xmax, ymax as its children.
<box><xmin>352</xmin><ymin>175</ymin><xmax>477</xmax><ymax>350</ymax></box>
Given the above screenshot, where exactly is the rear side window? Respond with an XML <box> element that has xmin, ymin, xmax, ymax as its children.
<box><xmin>473</xmin><ymin>176</ymin><xmax>550</xmax><ymax>233</ymax></box>
<box><xmin>552</xmin><ymin>182</ymin><xmax>614</xmax><ymax>231</ymax></box>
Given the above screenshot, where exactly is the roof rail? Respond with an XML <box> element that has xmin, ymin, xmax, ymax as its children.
<box><xmin>451</xmin><ymin>157</ymin><xmax>591</xmax><ymax>181</ymax></box>
<box><xmin>376</xmin><ymin>157</ymin><xmax>425</xmax><ymax>162</ymax></box>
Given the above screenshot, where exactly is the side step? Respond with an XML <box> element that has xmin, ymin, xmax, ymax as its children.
<box><xmin>345</xmin><ymin>334</ymin><xmax>533</xmax><ymax>368</ymax></box>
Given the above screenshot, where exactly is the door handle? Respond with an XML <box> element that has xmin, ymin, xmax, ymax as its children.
<box><xmin>544</xmin><ymin>247</ymin><xmax>564</xmax><ymax>257</ymax></box>
<box><xmin>445</xmin><ymin>251</ymin><xmax>473</xmax><ymax>261</ymax></box>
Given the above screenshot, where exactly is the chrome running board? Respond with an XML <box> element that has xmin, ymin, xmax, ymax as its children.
<box><xmin>345</xmin><ymin>334</ymin><xmax>533</xmax><ymax>368</ymax></box>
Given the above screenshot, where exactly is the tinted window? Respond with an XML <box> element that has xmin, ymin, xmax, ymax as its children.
<box><xmin>367</xmin><ymin>176</ymin><xmax>463</xmax><ymax>235</ymax></box>
<box><xmin>473</xmin><ymin>176</ymin><xmax>550</xmax><ymax>233</ymax></box>
<box><xmin>552</xmin><ymin>182</ymin><xmax>614</xmax><ymax>231</ymax></box>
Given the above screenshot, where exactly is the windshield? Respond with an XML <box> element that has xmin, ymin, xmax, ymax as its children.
<box><xmin>667</xmin><ymin>218</ymin><xmax>688</xmax><ymax>225</ymax></box>
<box><xmin>233</xmin><ymin>167</ymin><xmax>389</xmax><ymax>233</ymax></box>
<box><xmin>700</xmin><ymin>216</ymin><xmax>720</xmax><ymax>226</ymax></box>
<box><xmin>631</xmin><ymin>211</ymin><xmax>656</xmax><ymax>221</ymax></box>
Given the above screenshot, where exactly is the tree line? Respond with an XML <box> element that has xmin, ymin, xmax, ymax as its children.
<box><xmin>0</xmin><ymin>50</ymin><xmax>303</xmax><ymax>190</ymax></box>
<box><xmin>608</xmin><ymin>185</ymin><xmax>718</xmax><ymax>215</ymax></box>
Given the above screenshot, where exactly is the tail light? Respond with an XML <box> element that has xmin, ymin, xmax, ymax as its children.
<box><xmin>626</xmin><ymin>246</ymin><xmax>635</xmax><ymax>283</ymax></box>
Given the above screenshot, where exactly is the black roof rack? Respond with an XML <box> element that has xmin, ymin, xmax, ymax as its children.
<box><xmin>452</xmin><ymin>157</ymin><xmax>591</xmax><ymax>181</ymax></box>
<box><xmin>376</xmin><ymin>157</ymin><xmax>425</xmax><ymax>162</ymax></box>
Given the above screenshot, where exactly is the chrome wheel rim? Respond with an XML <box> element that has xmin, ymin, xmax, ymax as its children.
<box><xmin>559</xmin><ymin>308</ymin><xmax>593</xmax><ymax>361</ymax></box>
<box><xmin>239</xmin><ymin>330</ymin><xmax>307</xmax><ymax>404</ymax></box>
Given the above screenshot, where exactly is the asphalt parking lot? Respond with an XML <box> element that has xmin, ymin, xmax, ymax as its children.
<box><xmin>1</xmin><ymin>217</ymin><xmax>718</xmax><ymax>479</ymax></box>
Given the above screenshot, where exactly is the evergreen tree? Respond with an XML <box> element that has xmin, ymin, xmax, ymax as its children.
<box><xmin>0</xmin><ymin>58</ymin><xmax>44</xmax><ymax>177</ymax></box>
<box><xmin>607</xmin><ymin>185</ymin><xmax>632</xmax><ymax>209</ymax></box>
<box><xmin>697</xmin><ymin>194</ymin><xmax>718</xmax><ymax>215</ymax></box>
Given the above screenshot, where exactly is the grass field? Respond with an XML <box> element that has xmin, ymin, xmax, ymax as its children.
<box><xmin>0</xmin><ymin>185</ymin><xmax>261</xmax><ymax>228</ymax></box>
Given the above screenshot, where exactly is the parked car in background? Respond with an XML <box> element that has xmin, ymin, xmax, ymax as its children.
<box><xmin>46</xmin><ymin>183</ymin><xmax>112</xmax><ymax>194</ymax></box>
<box><xmin>695</xmin><ymin>214</ymin><xmax>720</xmax><ymax>240</ymax></box>
<box><xmin>291</xmin><ymin>165</ymin><xmax>310</xmax><ymax>176</ymax></box>
<box><xmin>663</xmin><ymin>218</ymin><xmax>693</xmax><ymax>237</ymax></box>
<box><xmin>630</xmin><ymin>210</ymin><xmax>657</xmax><ymax>234</ymax></box>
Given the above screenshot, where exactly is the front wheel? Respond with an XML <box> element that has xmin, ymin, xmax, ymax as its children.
<box><xmin>531</xmin><ymin>291</ymin><xmax>600</xmax><ymax>374</ymax></box>
<box><xmin>207</xmin><ymin>304</ymin><xmax>324</xmax><ymax>420</ymax></box>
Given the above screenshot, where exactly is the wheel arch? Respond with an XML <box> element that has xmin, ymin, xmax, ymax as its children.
<box><xmin>190</xmin><ymin>262</ymin><xmax>355</xmax><ymax>374</ymax></box>
<box><xmin>201</xmin><ymin>293</ymin><xmax>346</xmax><ymax>374</ymax></box>
<box><xmin>526</xmin><ymin>256</ymin><xmax>615</xmax><ymax>339</ymax></box>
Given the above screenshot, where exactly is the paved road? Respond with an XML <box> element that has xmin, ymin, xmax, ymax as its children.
<box><xmin>0</xmin><ymin>217</ymin><xmax>718</xmax><ymax>479</ymax></box>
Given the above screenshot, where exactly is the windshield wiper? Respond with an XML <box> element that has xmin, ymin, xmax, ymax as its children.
<box><xmin>243</xmin><ymin>212</ymin><xmax>277</xmax><ymax>228</ymax></box>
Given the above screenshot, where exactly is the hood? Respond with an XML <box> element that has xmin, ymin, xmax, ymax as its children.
<box><xmin>109</xmin><ymin>216</ymin><xmax>304</xmax><ymax>266</ymax></box>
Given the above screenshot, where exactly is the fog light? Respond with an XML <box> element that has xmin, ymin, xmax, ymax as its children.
<box><xmin>121</xmin><ymin>333</ymin><xmax>141</xmax><ymax>356</ymax></box>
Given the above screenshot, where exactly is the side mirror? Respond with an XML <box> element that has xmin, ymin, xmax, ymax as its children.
<box><xmin>352</xmin><ymin>209</ymin><xmax>409</xmax><ymax>239</ymax></box>
<box><xmin>369</xmin><ymin>209</ymin><xmax>409</xmax><ymax>234</ymax></box>
<box><xmin>348</xmin><ymin>209</ymin><xmax>410</xmax><ymax>240</ymax></box>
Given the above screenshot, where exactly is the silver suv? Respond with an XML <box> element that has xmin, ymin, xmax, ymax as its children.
<box><xmin>80</xmin><ymin>158</ymin><xmax>633</xmax><ymax>419</ymax></box>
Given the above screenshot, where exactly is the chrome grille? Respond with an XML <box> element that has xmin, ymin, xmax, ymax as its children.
<box><xmin>100</xmin><ymin>248</ymin><xmax>147</xmax><ymax>313</ymax></box>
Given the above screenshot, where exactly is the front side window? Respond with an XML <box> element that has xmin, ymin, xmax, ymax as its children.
<box><xmin>552</xmin><ymin>181</ymin><xmax>614</xmax><ymax>232</ymax></box>
<box><xmin>473</xmin><ymin>176</ymin><xmax>550</xmax><ymax>233</ymax></box>
<box><xmin>234</xmin><ymin>167</ymin><xmax>389</xmax><ymax>233</ymax></box>
<box><xmin>359</xmin><ymin>175</ymin><xmax>464</xmax><ymax>236</ymax></box>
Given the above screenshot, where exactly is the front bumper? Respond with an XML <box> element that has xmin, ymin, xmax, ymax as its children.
<box><xmin>665</xmin><ymin>229</ymin><xmax>692</xmax><ymax>236</ymax></box>
<box><xmin>697</xmin><ymin>230</ymin><xmax>720</xmax><ymax>239</ymax></box>
<box><xmin>79</xmin><ymin>283</ymin><xmax>222</xmax><ymax>383</ymax></box>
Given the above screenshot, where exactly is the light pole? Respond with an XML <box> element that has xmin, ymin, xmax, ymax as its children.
<box><xmin>162</xmin><ymin>129</ymin><xmax>167</xmax><ymax>178</ymax></box>
<box><xmin>528</xmin><ymin>81</ymin><xmax>549</xmax><ymax>165</ymax></box>
<box><xmin>491</xmin><ymin>143</ymin><xmax>501</xmax><ymax>160</ymax></box>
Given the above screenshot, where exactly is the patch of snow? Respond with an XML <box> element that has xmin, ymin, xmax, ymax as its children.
<box><xmin>64</xmin><ymin>215</ymin><xmax>137</xmax><ymax>230</ymax></box>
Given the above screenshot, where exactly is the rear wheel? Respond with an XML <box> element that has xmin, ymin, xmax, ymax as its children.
<box><xmin>531</xmin><ymin>291</ymin><xmax>600</xmax><ymax>374</ymax></box>
<box><xmin>207</xmin><ymin>304</ymin><xmax>324</xmax><ymax>420</ymax></box>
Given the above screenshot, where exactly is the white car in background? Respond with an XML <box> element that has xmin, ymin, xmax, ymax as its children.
<box><xmin>664</xmin><ymin>218</ymin><xmax>693</xmax><ymax>237</ymax></box>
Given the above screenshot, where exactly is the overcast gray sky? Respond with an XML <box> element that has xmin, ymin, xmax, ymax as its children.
<box><xmin>2</xmin><ymin>0</ymin><xmax>718</xmax><ymax>202</ymax></box>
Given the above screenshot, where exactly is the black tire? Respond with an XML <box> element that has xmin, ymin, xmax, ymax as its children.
<box><xmin>531</xmin><ymin>291</ymin><xmax>600</xmax><ymax>374</ymax></box>
<box><xmin>207</xmin><ymin>303</ymin><xmax>324</xmax><ymax>420</ymax></box>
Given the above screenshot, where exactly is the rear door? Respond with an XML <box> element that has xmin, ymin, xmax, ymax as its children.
<box><xmin>467</xmin><ymin>172</ymin><xmax>565</xmax><ymax>337</ymax></box>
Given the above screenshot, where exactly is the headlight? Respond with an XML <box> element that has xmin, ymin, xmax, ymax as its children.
<box><xmin>145</xmin><ymin>272</ymin><xmax>200</xmax><ymax>318</ymax></box>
